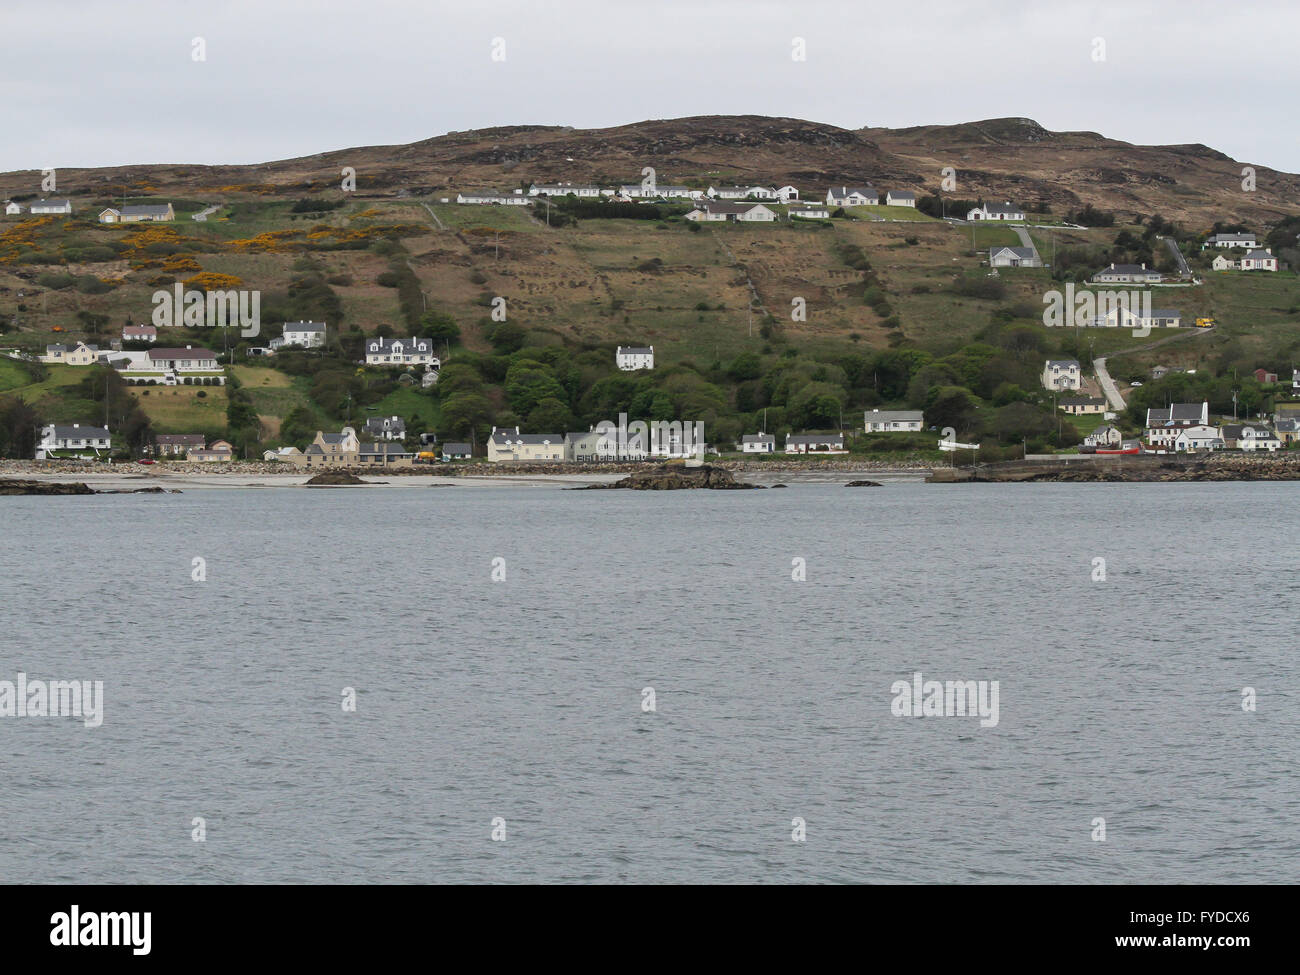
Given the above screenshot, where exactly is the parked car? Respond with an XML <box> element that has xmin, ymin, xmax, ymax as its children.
<box><xmin>1130</xmin><ymin>381</ymin><xmax>1143</xmax><ymax>387</ymax></box>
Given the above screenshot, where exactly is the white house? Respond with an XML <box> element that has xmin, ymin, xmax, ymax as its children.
<box><xmin>363</xmin><ymin>415</ymin><xmax>406</xmax><ymax>441</ymax></box>
<box><xmin>1084</xmin><ymin>425</ymin><xmax>1122</xmax><ymax>448</ymax></box>
<box><xmin>529</xmin><ymin>183</ymin><xmax>601</xmax><ymax>198</ymax></box>
<box><xmin>1211</xmin><ymin>254</ymin><xmax>1237</xmax><ymax>271</ymax></box>
<box><xmin>785</xmin><ymin>433</ymin><xmax>846</xmax><ymax>454</ymax></box>
<box><xmin>147</xmin><ymin>346</ymin><xmax>219</xmax><ymax>372</ymax></box>
<box><xmin>789</xmin><ymin>206</ymin><xmax>830</xmax><ymax>219</ymax></box>
<box><xmin>989</xmin><ymin>246</ymin><xmax>1041</xmax><ymax>268</ymax></box>
<box><xmin>740</xmin><ymin>432</ymin><xmax>776</xmax><ymax>453</ymax></box>
<box><xmin>487</xmin><ymin>427</ymin><xmax>565</xmax><ymax>462</ymax></box>
<box><xmin>4</xmin><ymin>201</ymin><xmax>22</xmax><ymax>216</ymax></box>
<box><xmin>1238</xmin><ymin>248</ymin><xmax>1278</xmax><ymax>272</ymax></box>
<box><xmin>28</xmin><ymin>199</ymin><xmax>72</xmax><ymax>215</ymax></box>
<box><xmin>1091</xmin><ymin>263</ymin><xmax>1162</xmax><ymax>284</ymax></box>
<box><xmin>122</xmin><ymin>324</ymin><xmax>157</xmax><ymax>343</ymax></box>
<box><xmin>1174</xmin><ymin>425</ymin><xmax>1223</xmax><ymax>452</ymax></box>
<box><xmin>774</xmin><ymin>185</ymin><xmax>800</xmax><ymax>202</ymax></box>
<box><xmin>1202</xmin><ymin>232</ymin><xmax>1257</xmax><ymax>249</ymax></box>
<box><xmin>455</xmin><ymin>190</ymin><xmax>528</xmax><ymax>205</ymax></box>
<box><xmin>1220</xmin><ymin>424</ymin><xmax>1281</xmax><ymax>451</ymax></box>
<box><xmin>966</xmin><ymin>201</ymin><xmax>1024</xmax><ymax>221</ymax></box>
<box><xmin>1042</xmin><ymin>359</ymin><xmax>1081</xmax><ymax>391</ymax></box>
<box><xmin>276</xmin><ymin>321</ymin><xmax>327</xmax><ymax>348</ymax></box>
<box><xmin>36</xmin><ymin>423</ymin><xmax>111</xmax><ymax>458</ymax></box>
<box><xmin>685</xmin><ymin>202</ymin><xmax>776</xmax><ymax>222</ymax></box>
<box><xmin>708</xmin><ymin>185</ymin><xmax>776</xmax><ymax>200</ymax></box>
<box><xmin>826</xmin><ymin>186</ymin><xmax>878</xmax><ymax>207</ymax></box>
<box><xmin>616</xmin><ymin>346</ymin><xmax>654</xmax><ymax>370</ymax></box>
<box><xmin>1145</xmin><ymin>402</ymin><xmax>1209</xmax><ymax>447</ymax></box>
<box><xmin>1091</xmin><ymin>305</ymin><xmax>1182</xmax><ymax>329</ymax></box>
<box><xmin>864</xmin><ymin>409</ymin><xmax>924</xmax><ymax>432</ymax></box>
<box><xmin>365</xmin><ymin>336</ymin><xmax>438</xmax><ymax>367</ymax></box>
<box><xmin>885</xmin><ymin>191</ymin><xmax>916</xmax><ymax>207</ymax></box>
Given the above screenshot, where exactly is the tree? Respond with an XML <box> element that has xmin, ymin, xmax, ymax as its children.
<box><xmin>526</xmin><ymin>397</ymin><xmax>574</xmax><ymax>432</ymax></box>
<box><xmin>420</xmin><ymin>311</ymin><xmax>461</xmax><ymax>344</ymax></box>
<box><xmin>925</xmin><ymin>386</ymin><xmax>980</xmax><ymax>435</ymax></box>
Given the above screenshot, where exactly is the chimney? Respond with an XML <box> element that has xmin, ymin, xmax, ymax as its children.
<box><xmin>1110</xmin><ymin>263</ymin><xmax>1115</xmax><ymax>270</ymax></box>
<box><xmin>1140</xmin><ymin>263</ymin><xmax>1146</xmax><ymax>270</ymax></box>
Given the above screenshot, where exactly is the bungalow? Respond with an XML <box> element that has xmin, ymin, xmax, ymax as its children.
<box><xmin>1174</xmin><ymin>425</ymin><xmax>1223</xmax><ymax>452</ymax></box>
<box><xmin>189</xmin><ymin>439</ymin><xmax>234</xmax><ymax>462</ymax></box>
<box><xmin>29</xmin><ymin>199</ymin><xmax>72</xmax><ymax>215</ymax></box>
<box><xmin>122</xmin><ymin>324</ymin><xmax>157</xmax><ymax>343</ymax></box>
<box><xmin>1092</xmin><ymin>305</ymin><xmax>1182</xmax><ymax>329</ymax></box>
<box><xmin>455</xmin><ymin>190</ymin><xmax>528</xmax><ymax>205</ymax></box>
<box><xmin>885</xmin><ymin>190</ymin><xmax>916</xmax><ymax>207</ymax></box>
<box><xmin>740</xmin><ymin>432</ymin><xmax>776</xmax><ymax>453</ymax></box>
<box><xmin>684</xmin><ymin>202</ymin><xmax>776</xmax><ymax>222</ymax></box>
<box><xmin>154</xmin><ymin>433</ymin><xmax>205</xmax><ymax>457</ymax></box>
<box><xmin>36</xmin><ymin>423</ymin><xmax>111</xmax><ymax>458</ymax></box>
<box><xmin>529</xmin><ymin>183</ymin><xmax>600</xmax><ymax>198</ymax></box>
<box><xmin>364</xmin><ymin>336</ymin><xmax>438</xmax><ymax>367</ymax></box>
<box><xmin>1042</xmin><ymin>359</ymin><xmax>1082</xmax><ymax>391</ymax></box>
<box><xmin>1221</xmin><ymin>423</ymin><xmax>1281</xmax><ymax>451</ymax></box>
<box><xmin>487</xmin><ymin>427</ymin><xmax>565</xmax><ymax>463</ymax></box>
<box><xmin>616</xmin><ymin>346</ymin><xmax>654</xmax><ymax>371</ymax></box>
<box><xmin>99</xmin><ymin>203</ymin><xmax>174</xmax><ymax>223</ymax></box>
<box><xmin>41</xmin><ymin>341</ymin><xmax>99</xmax><ymax>365</ymax></box>
<box><xmin>1059</xmin><ymin>396</ymin><xmax>1107</xmax><ymax>415</ymax></box>
<box><xmin>293</xmin><ymin>427</ymin><xmax>361</xmax><ymax>467</ymax></box>
<box><xmin>1091</xmin><ymin>263</ymin><xmax>1162</xmax><ymax>284</ymax></box>
<box><xmin>826</xmin><ymin>186</ymin><xmax>878</xmax><ymax>207</ymax></box>
<box><xmin>1084</xmin><ymin>424</ymin><xmax>1122</xmax><ymax>448</ymax></box>
<box><xmin>1254</xmin><ymin>368</ymin><xmax>1279</xmax><ymax>384</ymax></box>
<box><xmin>357</xmin><ymin>442</ymin><xmax>413</xmax><ymax>467</ymax></box>
<box><xmin>440</xmin><ymin>442</ymin><xmax>473</xmax><ymax>461</ymax></box>
<box><xmin>363</xmin><ymin>415</ymin><xmax>406</xmax><ymax>441</ymax></box>
<box><xmin>1201</xmin><ymin>232</ymin><xmax>1257</xmax><ymax>249</ymax></box>
<box><xmin>774</xmin><ymin>185</ymin><xmax>800</xmax><ymax>202</ymax></box>
<box><xmin>709</xmin><ymin>185</ymin><xmax>777</xmax><ymax>200</ymax></box>
<box><xmin>789</xmin><ymin>206</ymin><xmax>830</xmax><ymax>219</ymax></box>
<box><xmin>989</xmin><ymin>245</ymin><xmax>1041</xmax><ymax>268</ymax></box>
<box><xmin>276</xmin><ymin>321</ymin><xmax>327</xmax><ymax>348</ymax></box>
<box><xmin>1211</xmin><ymin>254</ymin><xmax>1237</xmax><ymax>271</ymax></box>
<box><xmin>785</xmin><ymin>433</ymin><xmax>846</xmax><ymax>455</ymax></box>
<box><xmin>1238</xmin><ymin>248</ymin><xmax>1278</xmax><ymax>272</ymax></box>
<box><xmin>1145</xmin><ymin>402</ymin><xmax>1210</xmax><ymax>447</ymax></box>
<box><xmin>966</xmin><ymin>201</ymin><xmax>1023</xmax><ymax>222</ymax></box>
<box><xmin>147</xmin><ymin>346</ymin><xmax>218</xmax><ymax>371</ymax></box>
<box><xmin>4</xmin><ymin>201</ymin><xmax>22</xmax><ymax>216</ymax></box>
<box><xmin>864</xmin><ymin>409</ymin><xmax>924</xmax><ymax>432</ymax></box>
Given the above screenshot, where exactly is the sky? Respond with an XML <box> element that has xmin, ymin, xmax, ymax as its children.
<box><xmin>2</xmin><ymin>0</ymin><xmax>1296</xmax><ymax>176</ymax></box>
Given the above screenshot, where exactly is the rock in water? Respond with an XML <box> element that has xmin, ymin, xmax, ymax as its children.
<box><xmin>844</xmin><ymin>480</ymin><xmax>882</xmax><ymax>487</ymax></box>
<box><xmin>587</xmin><ymin>463</ymin><xmax>757</xmax><ymax>490</ymax></box>
<box><xmin>0</xmin><ymin>479</ymin><xmax>95</xmax><ymax>496</ymax></box>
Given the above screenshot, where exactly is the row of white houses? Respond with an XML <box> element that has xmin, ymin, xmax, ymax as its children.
<box><xmin>3</xmin><ymin>199</ymin><xmax>176</xmax><ymax>222</ymax></box>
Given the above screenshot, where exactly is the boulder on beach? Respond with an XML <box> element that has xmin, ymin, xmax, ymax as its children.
<box><xmin>585</xmin><ymin>463</ymin><xmax>757</xmax><ymax>490</ymax></box>
<box><xmin>305</xmin><ymin>471</ymin><xmax>368</xmax><ymax>486</ymax></box>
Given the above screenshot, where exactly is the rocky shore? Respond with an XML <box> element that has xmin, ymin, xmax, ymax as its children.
<box><xmin>928</xmin><ymin>453</ymin><xmax>1300</xmax><ymax>483</ymax></box>
<box><xmin>582</xmin><ymin>463</ymin><xmax>757</xmax><ymax>490</ymax></box>
<box><xmin>0</xmin><ymin>478</ymin><xmax>179</xmax><ymax>495</ymax></box>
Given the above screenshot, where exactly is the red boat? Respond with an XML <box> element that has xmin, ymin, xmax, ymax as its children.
<box><xmin>1094</xmin><ymin>445</ymin><xmax>1142</xmax><ymax>455</ymax></box>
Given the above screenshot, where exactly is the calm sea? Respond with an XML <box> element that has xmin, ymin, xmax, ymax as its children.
<box><xmin>1</xmin><ymin>481</ymin><xmax>1296</xmax><ymax>883</ymax></box>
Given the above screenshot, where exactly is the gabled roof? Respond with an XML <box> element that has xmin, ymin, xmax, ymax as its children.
<box><xmin>441</xmin><ymin>442</ymin><xmax>472</xmax><ymax>453</ymax></box>
<box><xmin>49</xmin><ymin>424</ymin><xmax>110</xmax><ymax>439</ymax></box>
<box><xmin>990</xmin><ymin>246</ymin><xmax>1036</xmax><ymax>259</ymax></box>
<box><xmin>617</xmin><ymin>346</ymin><xmax>653</xmax><ymax>355</ymax></box>
<box><xmin>283</xmin><ymin>320</ymin><xmax>326</xmax><ymax>331</ymax></box>
<box><xmin>865</xmin><ymin>409</ymin><xmax>924</xmax><ymax>422</ymax></box>
<box><xmin>149</xmin><ymin>346</ymin><xmax>216</xmax><ymax>359</ymax></box>
<box><xmin>828</xmin><ymin>185</ymin><xmax>877</xmax><ymax>199</ymax></box>
<box><xmin>1241</xmin><ymin>249</ymin><xmax>1274</xmax><ymax>260</ymax></box>
<box><xmin>741</xmin><ymin>433</ymin><xmax>776</xmax><ymax>443</ymax></box>
<box><xmin>119</xmin><ymin>204</ymin><xmax>171</xmax><ymax>217</ymax></box>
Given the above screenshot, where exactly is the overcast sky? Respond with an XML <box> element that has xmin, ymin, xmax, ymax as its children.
<box><xmin>3</xmin><ymin>0</ymin><xmax>1295</xmax><ymax>176</ymax></box>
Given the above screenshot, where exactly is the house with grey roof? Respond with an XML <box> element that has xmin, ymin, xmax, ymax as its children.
<box><xmin>455</xmin><ymin>189</ymin><xmax>528</xmax><ymax>205</ymax></box>
<box><xmin>708</xmin><ymin>185</ymin><xmax>778</xmax><ymax>201</ymax></box>
<box><xmin>1145</xmin><ymin>402</ymin><xmax>1210</xmax><ymax>447</ymax></box>
<box><xmin>740</xmin><ymin>432</ymin><xmax>776</xmax><ymax>453</ymax></box>
<box><xmin>29</xmin><ymin>198</ymin><xmax>72</xmax><ymax>215</ymax></box>
<box><xmin>1042</xmin><ymin>359</ymin><xmax>1082</xmax><ymax>391</ymax></box>
<box><xmin>441</xmin><ymin>442</ymin><xmax>472</xmax><ymax>461</ymax></box>
<box><xmin>36</xmin><ymin>423</ymin><xmax>111</xmax><ymax>458</ymax></box>
<box><xmin>358</xmin><ymin>441</ymin><xmax>413</xmax><ymax>466</ymax></box>
<box><xmin>864</xmin><ymin>409</ymin><xmax>924</xmax><ymax>432</ymax></box>
<box><xmin>1201</xmin><ymin>232</ymin><xmax>1257</xmax><ymax>250</ymax></box>
<box><xmin>826</xmin><ymin>186</ymin><xmax>878</xmax><ymax>207</ymax></box>
<box><xmin>153</xmin><ymin>433</ymin><xmax>206</xmax><ymax>457</ymax></box>
<box><xmin>363</xmin><ymin>416</ymin><xmax>406</xmax><ymax>441</ymax></box>
<box><xmin>293</xmin><ymin>427</ymin><xmax>360</xmax><ymax>467</ymax></box>
<box><xmin>4</xmin><ymin>201</ymin><xmax>22</xmax><ymax>216</ymax></box>
<box><xmin>487</xmin><ymin>427</ymin><xmax>565</xmax><ymax>463</ymax></box>
<box><xmin>1239</xmin><ymin>248</ymin><xmax>1278</xmax><ymax>272</ymax></box>
<box><xmin>685</xmin><ymin>201</ymin><xmax>776</xmax><ymax>222</ymax></box>
<box><xmin>616</xmin><ymin>346</ymin><xmax>654</xmax><ymax>370</ymax></box>
<box><xmin>528</xmin><ymin>182</ymin><xmax>601</xmax><ymax>198</ymax></box>
<box><xmin>365</xmin><ymin>336</ymin><xmax>438</xmax><ymax>367</ymax></box>
<box><xmin>99</xmin><ymin>203</ymin><xmax>174</xmax><ymax>223</ymax></box>
<box><xmin>885</xmin><ymin>190</ymin><xmax>916</xmax><ymax>207</ymax></box>
<box><xmin>565</xmin><ymin>428</ymin><xmax>648</xmax><ymax>462</ymax></box>
<box><xmin>1084</xmin><ymin>424</ymin><xmax>1122</xmax><ymax>448</ymax></box>
<box><xmin>989</xmin><ymin>245</ymin><xmax>1041</xmax><ymax>268</ymax></box>
<box><xmin>274</xmin><ymin>321</ymin><xmax>327</xmax><ymax>349</ymax></box>
<box><xmin>1091</xmin><ymin>263</ymin><xmax>1162</xmax><ymax>284</ymax></box>
<box><xmin>1221</xmin><ymin>424</ymin><xmax>1282</xmax><ymax>451</ymax></box>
